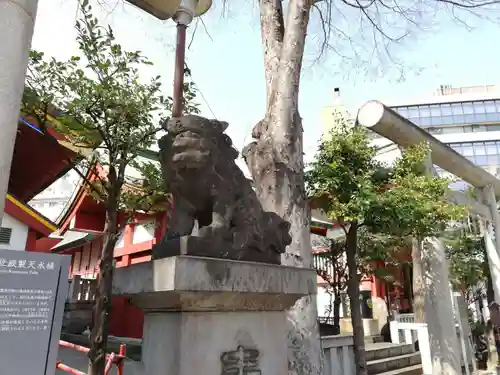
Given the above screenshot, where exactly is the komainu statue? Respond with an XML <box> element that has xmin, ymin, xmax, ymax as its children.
<box><xmin>152</xmin><ymin>115</ymin><xmax>292</xmax><ymax>265</ymax></box>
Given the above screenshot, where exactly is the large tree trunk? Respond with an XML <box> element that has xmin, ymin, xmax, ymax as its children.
<box><xmin>244</xmin><ymin>0</ymin><xmax>322</xmax><ymax>374</ymax></box>
<box><xmin>411</xmin><ymin>238</ymin><xmax>425</xmax><ymax>323</ymax></box>
<box><xmin>346</xmin><ymin>222</ymin><xmax>368</xmax><ymax>375</ymax></box>
<box><xmin>259</xmin><ymin>0</ymin><xmax>284</xmax><ymax>106</ymax></box>
<box><xmin>88</xmin><ymin>203</ymin><xmax>119</xmax><ymax>375</ymax></box>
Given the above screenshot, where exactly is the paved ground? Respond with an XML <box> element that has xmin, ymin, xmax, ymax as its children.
<box><xmin>56</xmin><ymin>348</ymin><xmax>142</xmax><ymax>375</ymax></box>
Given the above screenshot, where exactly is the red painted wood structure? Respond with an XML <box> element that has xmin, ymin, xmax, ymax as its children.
<box><xmin>52</xmin><ymin>172</ymin><xmax>167</xmax><ymax>338</ymax></box>
<box><xmin>56</xmin><ymin>340</ymin><xmax>126</xmax><ymax>375</ymax></box>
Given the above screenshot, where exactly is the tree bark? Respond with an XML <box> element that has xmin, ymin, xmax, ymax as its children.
<box><xmin>88</xmin><ymin>202</ymin><xmax>119</xmax><ymax>375</ymax></box>
<box><xmin>346</xmin><ymin>222</ymin><xmax>368</xmax><ymax>375</ymax></box>
<box><xmin>411</xmin><ymin>237</ymin><xmax>425</xmax><ymax>323</ymax></box>
<box><xmin>244</xmin><ymin>0</ymin><xmax>322</xmax><ymax>374</ymax></box>
<box><xmin>259</xmin><ymin>0</ymin><xmax>284</xmax><ymax>108</ymax></box>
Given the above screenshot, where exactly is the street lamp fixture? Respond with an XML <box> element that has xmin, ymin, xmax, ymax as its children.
<box><xmin>125</xmin><ymin>0</ymin><xmax>182</xmax><ymax>20</ymax></box>
<box><xmin>125</xmin><ymin>0</ymin><xmax>212</xmax><ymax>116</ymax></box>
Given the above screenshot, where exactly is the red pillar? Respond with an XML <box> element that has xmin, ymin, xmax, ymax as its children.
<box><xmin>25</xmin><ymin>229</ymin><xmax>37</xmax><ymax>251</ymax></box>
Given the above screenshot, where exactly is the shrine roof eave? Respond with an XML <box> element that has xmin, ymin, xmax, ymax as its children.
<box><xmin>4</xmin><ymin>193</ymin><xmax>57</xmax><ymax>237</ymax></box>
<box><xmin>10</xmin><ymin>117</ymin><xmax>79</xmax><ymax>202</ymax></box>
<box><xmin>51</xmin><ymin>230</ymin><xmax>100</xmax><ymax>254</ymax></box>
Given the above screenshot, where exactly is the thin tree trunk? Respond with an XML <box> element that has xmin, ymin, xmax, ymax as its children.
<box><xmin>346</xmin><ymin>222</ymin><xmax>368</xmax><ymax>375</ymax></box>
<box><xmin>333</xmin><ymin>289</ymin><xmax>341</xmax><ymax>335</ymax></box>
<box><xmin>486</xmin><ymin>260</ymin><xmax>494</xmax><ymax>305</ymax></box>
<box><xmin>412</xmin><ymin>237</ymin><xmax>425</xmax><ymax>323</ymax></box>
<box><xmin>244</xmin><ymin>0</ymin><xmax>321</xmax><ymax>374</ymax></box>
<box><xmin>88</xmin><ymin>204</ymin><xmax>119</xmax><ymax>375</ymax></box>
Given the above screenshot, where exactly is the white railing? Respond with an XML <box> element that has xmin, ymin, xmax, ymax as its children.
<box><xmin>390</xmin><ymin>321</ymin><xmax>432</xmax><ymax>374</ymax></box>
<box><xmin>394</xmin><ymin>313</ymin><xmax>416</xmax><ymax>324</ymax></box>
<box><xmin>321</xmin><ymin>335</ymin><xmax>355</xmax><ymax>375</ymax></box>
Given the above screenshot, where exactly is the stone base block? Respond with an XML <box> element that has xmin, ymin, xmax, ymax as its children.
<box><xmin>152</xmin><ymin>235</ymin><xmax>281</xmax><ymax>264</ymax></box>
<box><xmin>112</xmin><ymin>256</ymin><xmax>316</xmax><ymax>375</ymax></box>
<box><xmin>143</xmin><ymin>311</ymin><xmax>287</xmax><ymax>375</ymax></box>
<box><xmin>113</xmin><ymin>255</ymin><xmax>316</xmax><ymax>312</ymax></box>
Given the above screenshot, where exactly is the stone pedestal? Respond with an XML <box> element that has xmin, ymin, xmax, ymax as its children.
<box><xmin>113</xmin><ymin>256</ymin><xmax>316</xmax><ymax>375</ymax></box>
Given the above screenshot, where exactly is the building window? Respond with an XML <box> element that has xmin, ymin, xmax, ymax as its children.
<box><xmin>476</xmin><ymin>114</ymin><xmax>487</xmax><ymax>122</ymax></box>
<box><xmin>430</xmin><ymin>105</ymin><xmax>441</xmax><ymax>117</ymax></box>
<box><xmin>476</xmin><ymin>155</ymin><xmax>488</xmax><ymax>165</ymax></box>
<box><xmin>474</xmin><ymin>143</ymin><xmax>487</xmax><ymax>155</ymax></box>
<box><xmin>392</xmin><ymin>100</ymin><xmax>500</xmax><ymax>130</ymax></box>
<box><xmin>408</xmin><ymin>106</ymin><xmax>419</xmax><ymax>118</ymax></box>
<box><xmin>451</xmin><ymin>103</ymin><xmax>463</xmax><ymax>116</ymax></box>
<box><xmin>462</xmin><ymin>144</ymin><xmax>474</xmax><ymax>156</ymax></box>
<box><xmin>441</xmin><ymin>104</ymin><xmax>452</xmax><ymax>116</ymax></box>
<box><xmin>0</xmin><ymin>227</ymin><xmax>12</xmax><ymax>245</ymax></box>
<box><xmin>419</xmin><ymin>105</ymin><xmax>431</xmax><ymax>117</ymax></box>
<box><xmin>473</xmin><ymin>101</ymin><xmax>486</xmax><ymax>114</ymax></box>
<box><xmin>396</xmin><ymin>107</ymin><xmax>409</xmax><ymax>117</ymax></box>
<box><xmin>448</xmin><ymin>141</ymin><xmax>500</xmax><ymax>170</ymax></box>
<box><xmin>484</xmin><ymin>100</ymin><xmax>496</xmax><ymax>113</ymax></box>
<box><xmin>486</xmin><ymin>142</ymin><xmax>497</xmax><ymax>154</ymax></box>
<box><xmin>462</xmin><ymin>103</ymin><xmax>474</xmax><ymax>115</ymax></box>
<box><xmin>420</xmin><ymin>117</ymin><xmax>432</xmax><ymax>126</ymax></box>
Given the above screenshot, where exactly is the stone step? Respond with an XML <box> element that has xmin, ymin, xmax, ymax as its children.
<box><xmin>367</xmin><ymin>352</ymin><xmax>422</xmax><ymax>375</ymax></box>
<box><xmin>375</xmin><ymin>364</ymin><xmax>423</xmax><ymax>375</ymax></box>
<box><xmin>366</xmin><ymin>343</ymin><xmax>415</xmax><ymax>362</ymax></box>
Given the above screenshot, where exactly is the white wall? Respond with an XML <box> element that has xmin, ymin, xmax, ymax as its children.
<box><xmin>115</xmin><ymin>228</ymin><xmax>125</xmax><ymax>249</ymax></box>
<box><xmin>317</xmin><ymin>286</ymin><xmax>333</xmax><ymax>317</ymax></box>
<box><xmin>133</xmin><ymin>220</ymin><xmax>155</xmax><ymax>244</ymax></box>
<box><xmin>0</xmin><ymin>212</ymin><xmax>28</xmax><ymax>251</ymax></box>
<box><xmin>317</xmin><ymin>285</ymin><xmax>346</xmax><ymax>318</ymax></box>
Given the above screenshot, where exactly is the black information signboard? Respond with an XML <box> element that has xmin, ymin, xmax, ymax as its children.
<box><xmin>0</xmin><ymin>250</ymin><xmax>70</xmax><ymax>375</ymax></box>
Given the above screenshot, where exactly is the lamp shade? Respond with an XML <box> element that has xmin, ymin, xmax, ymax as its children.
<box><xmin>193</xmin><ymin>0</ymin><xmax>212</xmax><ymax>16</ymax></box>
<box><xmin>125</xmin><ymin>0</ymin><xmax>182</xmax><ymax>20</ymax></box>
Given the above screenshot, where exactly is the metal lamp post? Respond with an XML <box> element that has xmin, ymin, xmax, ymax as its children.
<box><xmin>126</xmin><ymin>0</ymin><xmax>212</xmax><ymax>117</ymax></box>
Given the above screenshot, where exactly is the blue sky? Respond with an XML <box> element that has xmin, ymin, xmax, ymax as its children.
<box><xmin>32</xmin><ymin>0</ymin><xmax>500</xmax><ymax>160</ymax></box>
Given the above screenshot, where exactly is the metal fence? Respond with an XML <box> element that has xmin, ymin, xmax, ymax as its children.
<box><xmin>56</xmin><ymin>340</ymin><xmax>126</xmax><ymax>375</ymax></box>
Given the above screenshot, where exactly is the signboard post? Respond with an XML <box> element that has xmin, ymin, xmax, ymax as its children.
<box><xmin>0</xmin><ymin>249</ymin><xmax>71</xmax><ymax>375</ymax></box>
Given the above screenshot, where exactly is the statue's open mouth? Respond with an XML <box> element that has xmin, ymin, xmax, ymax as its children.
<box><xmin>171</xmin><ymin>150</ymin><xmax>210</xmax><ymax>169</ymax></box>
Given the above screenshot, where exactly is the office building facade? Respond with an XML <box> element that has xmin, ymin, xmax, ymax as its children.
<box><xmin>389</xmin><ymin>84</ymin><xmax>500</xmax><ymax>178</ymax></box>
